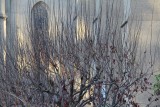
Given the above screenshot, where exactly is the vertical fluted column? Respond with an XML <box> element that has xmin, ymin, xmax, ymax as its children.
<box><xmin>123</xmin><ymin>0</ymin><xmax>131</xmax><ymax>49</ymax></box>
<box><xmin>0</xmin><ymin>0</ymin><xmax>6</xmax><ymax>104</ymax></box>
<box><xmin>5</xmin><ymin>0</ymin><xmax>18</xmax><ymax>82</ymax></box>
<box><xmin>0</xmin><ymin>0</ymin><xmax>6</xmax><ymax>69</ymax></box>
<box><xmin>122</xmin><ymin>0</ymin><xmax>131</xmax><ymax>106</ymax></box>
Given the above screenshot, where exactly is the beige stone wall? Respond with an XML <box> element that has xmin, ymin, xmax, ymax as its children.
<box><xmin>131</xmin><ymin>0</ymin><xmax>160</xmax><ymax>43</ymax></box>
<box><xmin>131</xmin><ymin>1</ymin><xmax>160</xmax><ymax>106</ymax></box>
<box><xmin>5</xmin><ymin>0</ymin><xmax>160</xmax><ymax>106</ymax></box>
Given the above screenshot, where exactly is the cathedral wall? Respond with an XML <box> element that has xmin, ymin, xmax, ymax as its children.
<box><xmin>131</xmin><ymin>0</ymin><xmax>160</xmax><ymax>106</ymax></box>
<box><xmin>6</xmin><ymin>0</ymin><xmax>160</xmax><ymax>106</ymax></box>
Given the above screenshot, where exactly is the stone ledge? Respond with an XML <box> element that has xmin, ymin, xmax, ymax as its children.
<box><xmin>0</xmin><ymin>13</ymin><xmax>7</xmax><ymax>19</ymax></box>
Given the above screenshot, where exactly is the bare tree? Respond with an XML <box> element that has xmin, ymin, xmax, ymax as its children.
<box><xmin>0</xmin><ymin>0</ymin><xmax>156</xmax><ymax>107</ymax></box>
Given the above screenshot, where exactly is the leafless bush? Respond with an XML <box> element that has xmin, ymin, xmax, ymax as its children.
<box><xmin>0</xmin><ymin>0</ymin><xmax>155</xmax><ymax>107</ymax></box>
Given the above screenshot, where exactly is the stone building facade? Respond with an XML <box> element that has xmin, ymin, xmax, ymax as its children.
<box><xmin>0</xmin><ymin>0</ymin><xmax>160</xmax><ymax>106</ymax></box>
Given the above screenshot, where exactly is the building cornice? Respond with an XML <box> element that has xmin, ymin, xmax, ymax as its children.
<box><xmin>0</xmin><ymin>13</ymin><xmax>7</xmax><ymax>20</ymax></box>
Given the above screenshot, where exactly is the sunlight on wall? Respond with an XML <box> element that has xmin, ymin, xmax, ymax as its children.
<box><xmin>17</xmin><ymin>27</ymin><xmax>24</xmax><ymax>47</ymax></box>
<box><xmin>3</xmin><ymin>50</ymin><xmax>6</xmax><ymax>65</ymax></box>
<box><xmin>76</xmin><ymin>18</ymin><xmax>86</xmax><ymax>40</ymax></box>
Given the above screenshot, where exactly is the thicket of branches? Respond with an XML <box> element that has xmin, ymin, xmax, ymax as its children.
<box><xmin>0</xmin><ymin>0</ymin><xmax>157</xmax><ymax>107</ymax></box>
